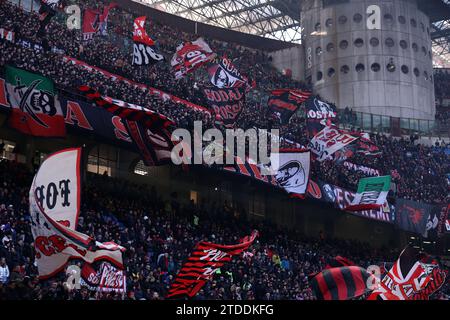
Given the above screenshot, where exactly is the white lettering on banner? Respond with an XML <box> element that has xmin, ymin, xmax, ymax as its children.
<box><xmin>343</xmin><ymin>161</ymin><xmax>380</xmax><ymax>177</ymax></box>
<box><xmin>200</xmin><ymin>249</ymin><xmax>228</xmax><ymax>261</ymax></box>
<box><xmin>309</xmin><ymin>127</ymin><xmax>358</xmax><ymax>161</ymax></box>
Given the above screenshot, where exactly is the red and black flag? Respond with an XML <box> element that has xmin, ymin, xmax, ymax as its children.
<box><xmin>208</xmin><ymin>56</ymin><xmax>250</xmax><ymax>90</ymax></box>
<box><xmin>171</xmin><ymin>38</ymin><xmax>216</xmax><ymax>79</ymax></box>
<box><xmin>167</xmin><ymin>231</ymin><xmax>258</xmax><ymax>299</ymax></box>
<box><xmin>78</xmin><ymin>86</ymin><xmax>175</xmax><ymax>166</ymax></box>
<box><xmin>310</xmin><ymin>266</ymin><xmax>373</xmax><ymax>300</ymax></box>
<box><xmin>203</xmin><ymin>87</ymin><xmax>246</xmax><ymax>128</ymax></box>
<box><xmin>325</xmin><ymin>256</ymin><xmax>355</xmax><ymax>269</ymax></box>
<box><xmin>305</xmin><ymin>96</ymin><xmax>337</xmax><ymax>137</ymax></box>
<box><xmin>268</xmin><ymin>89</ymin><xmax>312</xmax><ymax>125</ymax></box>
<box><xmin>132</xmin><ymin>16</ymin><xmax>164</xmax><ymax>65</ymax></box>
<box><xmin>368</xmin><ymin>247</ymin><xmax>446</xmax><ymax>300</ymax></box>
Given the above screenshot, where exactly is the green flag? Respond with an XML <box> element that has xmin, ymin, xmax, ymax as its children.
<box><xmin>5</xmin><ymin>65</ymin><xmax>65</xmax><ymax>137</ymax></box>
<box><xmin>346</xmin><ymin>175</ymin><xmax>391</xmax><ymax>211</ymax></box>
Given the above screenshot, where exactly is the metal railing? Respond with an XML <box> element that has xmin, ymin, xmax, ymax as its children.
<box><xmin>335</xmin><ymin>110</ymin><xmax>449</xmax><ymax>138</ymax></box>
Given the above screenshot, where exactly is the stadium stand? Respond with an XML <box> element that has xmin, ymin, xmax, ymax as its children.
<box><xmin>0</xmin><ymin>0</ymin><xmax>448</xmax><ymax>301</ymax></box>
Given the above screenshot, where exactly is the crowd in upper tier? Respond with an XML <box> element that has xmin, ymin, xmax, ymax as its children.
<box><xmin>0</xmin><ymin>0</ymin><xmax>449</xmax><ymax>205</ymax></box>
<box><xmin>0</xmin><ymin>159</ymin><xmax>448</xmax><ymax>300</ymax></box>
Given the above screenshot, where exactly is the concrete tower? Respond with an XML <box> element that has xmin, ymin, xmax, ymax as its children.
<box><xmin>301</xmin><ymin>0</ymin><xmax>435</xmax><ymax>121</ymax></box>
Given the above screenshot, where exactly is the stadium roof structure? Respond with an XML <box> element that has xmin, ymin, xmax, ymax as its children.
<box><xmin>134</xmin><ymin>0</ymin><xmax>450</xmax><ymax>66</ymax></box>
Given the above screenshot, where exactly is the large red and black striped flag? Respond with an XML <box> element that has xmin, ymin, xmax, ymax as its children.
<box><xmin>311</xmin><ymin>266</ymin><xmax>373</xmax><ymax>300</ymax></box>
<box><xmin>268</xmin><ymin>89</ymin><xmax>312</xmax><ymax>125</ymax></box>
<box><xmin>167</xmin><ymin>231</ymin><xmax>258</xmax><ymax>299</ymax></box>
<box><xmin>325</xmin><ymin>256</ymin><xmax>355</xmax><ymax>269</ymax></box>
<box><xmin>78</xmin><ymin>86</ymin><xmax>175</xmax><ymax>166</ymax></box>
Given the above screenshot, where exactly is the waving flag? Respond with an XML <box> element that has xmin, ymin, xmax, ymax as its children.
<box><xmin>78</xmin><ymin>86</ymin><xmax>175</xmax><ymax>166</ymax></box>
<box><xmin>410</xmin><ymin>268</ymin><xmax>447</xmax><ymax>300</ymax></box>
<box><xmin>308</xmin><ymin>126</ymin><xmax>359</xmax><ymax>162</ymax></box>
<box><xmin>368</xmin><ymin>247</ymin><xmax>445</xmax><ymax>300</ymax></box>
<box><xmin>305</xmin><ymin>96</ymin><xmax>337</xmax><ymax>136</ymax></box>
<box><xmin>311</xmin><ymin>266</ymin><xmax>374</xmax><ymax>300</ymax></box>
<box><xmin>270</xmin><ymin>149</ymin><xmax>311</xmax><ymax>197</ymax></box>
<box><xmin>325</xmin><ymin>256</ymin><xmax>355</xmax><ymax>269</ymax></box>
<box><xmin>208</xmin><ymin>57</ymin><xmax>249</xmax><ymax>89</ymax></box>
<box><xmin>5</xmin><ymin>66</ymin><xmax>65</xmax><ymax>137</ymax></box>
<box><xmin>30</xmin><ymin>148</ymin><xmax>125</xmax><ymax>279</ymax></box>
<box><xmin>167</xmin><ymin>231</ymin><xmax>258</xmax><ymax>299</ymax></box>
<box><xmin>132</xmin><ymin>16</ymin><xmax>164</xmax><ymax>65</ymax></box>
<box><xmin>268</xmin><ymin>89</ymin><xmax>312</xmax><ymax>124</ymax></box>
<box><xmin>33</xmin><ymin>148</ymin><xmax>81</xmax><ymax>230</ymax></box>
<box><xmin>171</xmin><ymin>38</ymin><xmax>216</xmax><ymax>79</ymax></box>
<box><xmin>355</xmin><ymin>135</ymin><xmax>382</xmax><ymax>157</ymax></box>
<box><xmin>345</xmin><ymin>175</ymin><xmax>391</xmax><ymax>211</ymax></box>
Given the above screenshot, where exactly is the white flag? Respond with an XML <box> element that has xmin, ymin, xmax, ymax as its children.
<box><xmin>270</xmin><ymin>150</ymin><xmax>311</xmax><ymax>196</ymax></box>
<box><xmin>30</xmin><ymin>148</ymin><xmax>124</xmax><ymax>279</ymax></box>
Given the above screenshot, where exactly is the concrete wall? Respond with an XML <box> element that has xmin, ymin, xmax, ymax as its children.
<box><xmin>301</xmin><ymin>0</ymin><xmax>436</xmax><ymax>120</ymax></box>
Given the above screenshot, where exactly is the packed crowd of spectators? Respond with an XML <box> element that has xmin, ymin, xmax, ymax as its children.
<box><xmin>0</xmin><ymin>0</ymin><xmax>449</xmax><ymax>205</ymax></box>
<box><xmin>433</xmin><ymin>69</ymin><xmax>450</xmax><ymax>127</ymax></box>
<box><xmin>0</xmin><ymin>159</ymin><xmax>448</xmax><ymax>300</ymax></box>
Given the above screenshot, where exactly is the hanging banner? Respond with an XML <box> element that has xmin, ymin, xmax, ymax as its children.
<box><xmin>395</xmin><ymin>199</ymin><xmax>433</xmax><ymax>234</ymax></box>
<box><xmin>270</xmin><ymin>149</ymin><xmax>311</xmax><ymax>197</ymax></box>
<box><xmin>345</xmin><ymin>175</ymin><xmax>391</xmax><ymax>212</ymax></box>
<box><xmin>306</xmin><ymin>180</ymin><xmax>393</xmax><ymax>223</ymax></box>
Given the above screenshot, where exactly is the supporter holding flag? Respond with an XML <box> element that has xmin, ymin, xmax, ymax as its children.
<box><xmin>132</xmin><ymin>16</ymin><xmax>164</xmax><ymax>65</ymax></box>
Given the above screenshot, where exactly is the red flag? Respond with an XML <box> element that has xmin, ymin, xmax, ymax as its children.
<box><xmin>133</xmin><ymin>16</ymin><xmax>155</xmax><ymax>46</ymax></box>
